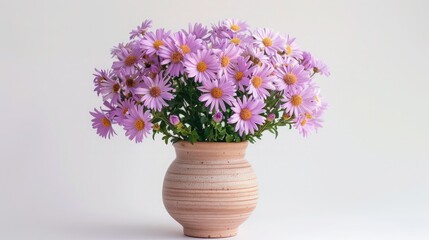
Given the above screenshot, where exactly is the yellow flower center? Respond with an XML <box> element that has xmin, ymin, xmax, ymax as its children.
<box><xmin>211</xmin><ymin>87</ymin><xmax>223</xmax><ymax>98</ymax></box>
<box><xmin>171</xmin><ymin>51</ymin><xmax>182</xmax><ymax>63</ymax></box>
<box><xmin>124</xmin><ymin>55</ymin><xmax>137</xmax><ymax>66</ymax></box>
<box><xmin>240</xmin><ymin>108</ymin><xmax>252</xmax><ymax>121</ymax></box>
<box><xmin>149</xmin><ymin>86</ymin><xmax>161</xmax><ymax>97</ymax></box>
<box><xmin>231</xmin><ymin>24</ymin><xmax>240</xmax><ymax>31</ymax></box>
<box><xmin>196</xmin><ymin>61</ymin><xmax>207</xmax><ymax>72</ymax></box>
<box><xmin>126</xmin><ymin>78</ymin><xmax>134</xmax><ymax>87</ymax></box>
<box><xmin>286</xmin><ymin>45</ymin><xmax>292</xmax><ymax>55</ymax></box>
<box><xmin>153</xmin><ymin>40</ymin><xmax>164</xmax><ymax>50</ymax></box>
<box><xmin>101</xmin><ymin>117</ymin><xmax>111</xmax><ymax>127</ymax></box>
<box><xmin>180</xmin><ymin>45</ymin><xmax>191</xmax><ymax>54</ymax></box>
<box><xmin>300</xmin><ymin>118</ymin><xmax>307</xmax><ymax>126</ymax></box>
<box><xmin>305</xmin><ymin>113</ymin><xmax>313</xmax><ymax>119</ymax></box>
<box><xmin>283</xmin><ymin>73</ymin><xmax>297</xmax><ymax>85</ymax></box>
<box><xmin>230</xmin><ymin>38</ymin><xmax>241</xmax><ymax>45</ymax></box>
<box><xmin>235</xmin><ymin>71</ymin><xmax>244</xmax><ymax>81</ymax></box>
<box><xmin>112</xmin><ymin>83</ymin><xmax>120</xmax><ymax>93</ymax></box>
<box><xmin>134</xmin><ymin>119</ymin><xmax>145</xmax><ymax>131</ymax></box>
<box><xmin>291</xmin><ymin>95</ymin><xmax>303</xmax><ymax>106</ymax></box>
<box><xmin>221</xmin><ymin>56</ymin><xmax>230</xmax><ymax>67</ymax></box>
<box><xmin>262</xmin><ymin>37</ymin><xmax>273</xmax><ymax>47</ymax></box>
<box><xmin>251</xmin><ymin>76</ymin><xmax>263</xmax><ymax>88</ymax></box>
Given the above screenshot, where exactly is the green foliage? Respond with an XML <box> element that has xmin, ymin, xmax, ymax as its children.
<box><xmin>150</xmin><ymin>76</ymin><xmax>294</xmax><ymax>144</ymax></box>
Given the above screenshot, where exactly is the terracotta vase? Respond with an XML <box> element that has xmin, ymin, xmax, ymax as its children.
<box><xmin>162</xmin><ymin>141</ymin><xmax>258</xmax><ymax>238</ymax></box>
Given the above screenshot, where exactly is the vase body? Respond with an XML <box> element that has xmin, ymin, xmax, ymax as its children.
<box><xmin>162</xmin><ymin>141</ymin><xmax>258</xmax><ymax>238</ymax></box>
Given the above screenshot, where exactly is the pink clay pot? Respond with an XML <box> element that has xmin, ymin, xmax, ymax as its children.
<box><xmin>162</xmin><ymin>141</ymin><xmax>258</xmax><ymax>238</ymax></box>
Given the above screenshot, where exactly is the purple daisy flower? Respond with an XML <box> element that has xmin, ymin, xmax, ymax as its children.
<box><xmin>129</xmin><ymin>20</ymin><xmax>152</xmax><ymax>39</ymax></box>
<box><xmin>253</xmin><ymin>28</ymin><xmax>285</xmax><ymax>55</ymax></box>
<box><xmin>247</xmin><ymin>66</ymin><xmax>276</xmax><ymax>100</ymax></box>
<box><xmin>173</xmin><ymin>31</ymin><xmax>202</xmax><ymax>55</ymax></box>
<box><xmin>93</xmin><ymin>69</ymin><xmax>113</xmax><ymax>96</ymax></box>
<box><xmin>112</xmin><ymin>98</ymin><xmax>135</xmax><ymax>125</ymax></box>
<box><xmin>294</xmin><ymin>108</ymin><xmax>324</xmax><ymax>137</ymax></box>
<box><xmin>301</xmin><ymin>51</ymin><xmax>315</xmax><ymax>70</ymax></box>
<box><xmin>141</xmin><ymin>28</ymin><xmax>170</xmax><ymax>56</ymax></box>
<box><xmin>284</xmin><ymin>34</ymin><xmax>303</xmax><ymax>59</ymax></box>
<box><xmin>185</xmin><ymin>22</ymin><xmax>209</xmax><ymax>40</ymax></box>
<box><xmin>118</xmin><ymin>70</ymin><xmax>141</xmax><ymax>95</ymax></box>
<box><xmin>90</xmin><ymin>108</ymin><xmax>116</xmax><ymax>139</ymax></box>
<box><xmin>122</xmin><ymin>105</ymin><xmax>153</xmax><ymax>143</ymax></box>
<box><xmin>274</xmin><ymin>64</ymin><xmax>310</xmax><ymax>92</ymax></box>
<box><xmin>135</xmin><ymin>74</ymin><xmax>174</xmax><ymax>111</ymax></box>
<box><xmin>100</xmin><ymin>77</ymin><xmax>121</xmax><ymax>104</ymax></box>
<box><xmin>183</xmin><ymin>49</ymin><xmax>219</xmax><ymax>83</ymax></box>
<box><xmin>223</xmin><ymin>19</ymin><xmax>249</xmax><ymax>33</ymax></box>
<box><xmin>282</xmin><ymin>86</ymin><xmax>318</xmax><ymax>117</ymax></box>
<box><xmin>214</xmin><ymin>43</ymin><xmax>241</xmax><ymax>77</ymax></box>
<box><xmin>313</xmin><ymin>59</ymin><xmax>330</xmax><ymax>76</ymax></box>
<box><xmin>227</xmin><ymin>56</ymin><xmax>254</xmax><ymax>92</ymax></box>
<box><xmin>198</xmin><ymin>76</ymin><xmax>236</xmax><ymax>112</ymax></box>
<box><xmin>243</xmin><ymin>45</ymin><xmax>270</xmax><ymax>66</ymax></box>
<box><xmin>158</xmin><ymin>32</ymin><xmax>201</xmax><ymax>77</ymax></box>
<box><xmin>228</xmin><ymin>96</ymin><xmax>266</xmax><ymax>136</ymax></box>
<box><xmin>213</xmin><ymin>111</ymin><xmax>223</xmax><ymax>123</ymax></box>
<box><xmin>112</xmin><ymin>47</ymin><xmax>143</xmax><ymax>74</ymax></box>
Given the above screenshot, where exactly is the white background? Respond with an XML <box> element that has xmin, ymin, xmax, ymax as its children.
<box><xmin>1</xmin><ymin>0</ymin><xmax>429</xmax><ymax>239</ymax></box>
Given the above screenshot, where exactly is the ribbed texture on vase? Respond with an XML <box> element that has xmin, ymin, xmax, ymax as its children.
<box><xmin>163</xmin><ymin>141</ymin><xmax>258</xmax><ymax>238</ymax></box>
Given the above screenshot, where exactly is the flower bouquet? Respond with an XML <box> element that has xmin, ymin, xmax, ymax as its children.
<box><xmin>90</xmin><ymin>19</ymin><xmax>329</xmax><ymax>238</ymax></box>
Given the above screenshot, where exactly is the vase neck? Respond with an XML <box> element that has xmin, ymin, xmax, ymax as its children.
<box><xmin>173</xmin><ymin>141</ymin><xmax>248</xmax><ymax>161</ymax></box>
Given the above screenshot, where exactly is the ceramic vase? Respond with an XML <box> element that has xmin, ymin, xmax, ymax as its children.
<box><xmin>162</xmin><ymin>141</ymin><xmax>258</xmax><ymax>238</ymax></box>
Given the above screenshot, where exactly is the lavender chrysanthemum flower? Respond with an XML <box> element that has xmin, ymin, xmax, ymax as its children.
<box><xmin>228</xmin><ymin>96</ymin><xmax>266</xmax><ymax>136</ymax></box>
<box><xmin>213</xmin><ymin>112</ymin><xmax>223</xmax><ymax>123</ymax></box>
<box><xmin>253</xmin><ymin>28</ymin><xmax>285</xmax><ymax>55</ymax></box>
<box><xmin>282</xmin><ymin>86</ymin><xmax>318</xmax><ymax>117</ymax></box>
<box><xmin>141</xmin><ymin>29</ymin><xmax>170</xmax><ymax>56</ymax></box>
<box><xmin>122</xmin><ymin>105</ymin><xmax>153</xmax><ymax>143</ymax></box>
<box><xmin>93</xmin><ymin>69</ymin><xmax>113</xmax><ymax>96</ymax></box>
<box><xmin>227</xmin><ymin>56</ymin><xmax>254</xmax><ymax>92</ymax></box>
<box><xmin>284</xmin><ymin>34</ymin><xmax>303</xmax><ymax>59</ymax></box>
<box><xmin>215</xmin><ymin>43</ymin><xmax>241</xmax><ymax>77</ymax></box>
<box><xmin>118</xmin><ymin>70</ymin><xmax>141</xmax><ymax>95</ymax></box>
<box><xmin>112</xmin><ymin>98</ymin><xmax>135</xmax><ymax>125</ymax></box>
<box><xmin>112</xmin><ymin>47</ymin><xmax>143</xmax><ymax>74</ymax></box>
<box><xmin>274</xmin><ymin>64</ymin><xmax>310</xmax><ymax>92</ymax></box>
<box><xmin>169</xmin><ymin>115</ymin><xmax>180</xmax><ymax>126</ymax></box>
<box><xmin>159</xmin><ymin>32</ymin><xmax>201</xmax><ymax>77</ymax></box>
<box><xmin>301</xmin><ymin>51</ymin><xmax>315</xmax><ymax>70</ymax></box>
<box><xmin>100</xmin><ymin>77</ymin><xmax>121</xmax><ymax>104</ymax></box>
<box><xmin>313</xmin><ymin>59</ymin><xmax>330</xmax><ymax>76</ymax></box>
<box><xmin>198</xmin><ymin>76</ymin><xmax>236</xmax><ymax>112</ymax></box>
<box><xmin>243</xmin><ymin>45</ymin><xmax>269</xmax><ymax>66</ymax></box>
<box><xmin>247</xmin><ymin>66</ymin><xmax>276</xmax><ymax>100</ymax></box>
<box><xmin>135</xmin><ymin>74</ymin><xmax>174</xmax><ymax>111</ymax></box>
<box><xmin>130</xmin><ymin>20</ymin><xmax>152</xmax><ymax>39</ymax></box>
<box><xmin>90</xmin><ymin>108</ymin><xmax>116</xmax><ymax>139</ymax></box>
<box><xmin>223</xmin><ymin>19</ymin><xmax>249</xmax><ymax>33</ymax></box>
<box><xmin>183</xmin><ymin>50</ymin><xmax>219</xmax><ymax>83</ymax></box>
<box><xmin>186</xmin><ymin>22</ymin><xmax>209</xmax><ymax>40</ymax></box>
<box><xmin>294</xmin><ymin>109</ymin><xmax>324</xmax><ymax>137</ymax></box>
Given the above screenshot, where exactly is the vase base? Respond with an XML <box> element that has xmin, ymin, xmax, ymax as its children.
<box><xmin>183</xmin><ymin>227</ymin><xmax>238</xmax><ymax>238</ymax></box>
